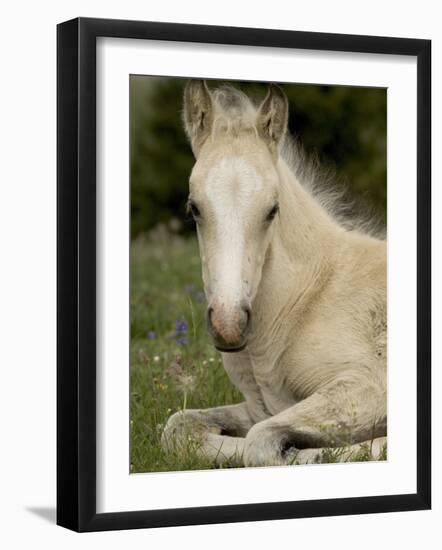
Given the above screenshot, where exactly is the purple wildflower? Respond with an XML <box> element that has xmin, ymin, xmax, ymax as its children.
<box><xmin>147</xmin><ymin>331</ymin><xmax>157</xmax><ymax>340</ymax></box>
<box><xmin>184</xmin><ymin>284</ymin><xmax>206</xmax><ymax>304</ymax></box>
<box><xmin>173</xmin><ymin>319</ymin><xmax>189</xmax><ymax>345</ymax></box>
<box><xmin>175</xmin><ymin>319</ymin><xmax>188</xmax><ymax>334</ymax></box>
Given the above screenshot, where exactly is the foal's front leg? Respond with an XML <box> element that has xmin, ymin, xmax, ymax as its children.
<box><xmin>161</xmin><ymin>402</ymin><xmax>254</xmax><ymax>464</ymax></box>
<box><xmin>244</xmin><ymin>374</ymin><xmax>386</xmax><ymax>466</ymax></box>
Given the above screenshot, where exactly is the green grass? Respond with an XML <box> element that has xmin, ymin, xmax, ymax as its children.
<box><xmin>130</xmin><ymin>230</ymin><xmax>243</xmax><ymax>473</ymax></box>
<box><xmin>130</xmin><ymin>230</ymin><xmax>386</xmax><ymax>473</ymax></box>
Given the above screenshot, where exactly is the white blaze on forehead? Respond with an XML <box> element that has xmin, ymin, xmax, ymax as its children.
<box><xmin>204</xmin><ymin>156</ymin><xmax>263</xmax><ymax>303</ymax></box>
<box><xmin>206</xmin><ymin>156</ymin><xmax>263</xmax><ymax>200</ymax></box>
<box><xmin>205</xmin><ymin>156</ymin><xmax>263</xmax><ymax>212</ymax></box>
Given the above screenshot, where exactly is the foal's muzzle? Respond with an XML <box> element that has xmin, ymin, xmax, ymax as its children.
<box><xmin>207</xmin><ymin>301</ymin><xmax>251</xmax><ymax>352</ymax></box>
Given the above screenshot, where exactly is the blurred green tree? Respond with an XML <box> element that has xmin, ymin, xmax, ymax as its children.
<box><xmin>130</xmin><ymin>77</ymin><xmax>386</xmax><ymax>238</ymax></box>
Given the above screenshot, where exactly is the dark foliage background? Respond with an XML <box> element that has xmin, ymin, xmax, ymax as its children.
<box><xmin>130</xmin><ymin>77</ymin><xmax>386</xmax><ymax>238</ymax></box>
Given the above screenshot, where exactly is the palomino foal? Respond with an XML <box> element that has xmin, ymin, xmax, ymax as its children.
<box><xmin>162</xmin><ymin>81</ymin><xmax>387</xmax><ymax>466</ymax></box>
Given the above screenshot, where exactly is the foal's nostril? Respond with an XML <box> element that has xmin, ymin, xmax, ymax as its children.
<box><xmin>244</xmin><ymin>305</ymin><xmax>251</xmax><ymax>322</ymax></box>
<box><xmin>207</xmin><ymin>306</ymin><xmax>214</xmax><ymax>326</ymax></box>
<box><xmin>241</xmin><ymin>304</ymin><xmax>252</xmax><ymax>331</ymax></box>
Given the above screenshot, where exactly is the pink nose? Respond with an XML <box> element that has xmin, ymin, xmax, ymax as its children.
<box><xmin>207</xmin><ymin>302</ymin><xmax>251</xmax><ymax>351</ymax></box>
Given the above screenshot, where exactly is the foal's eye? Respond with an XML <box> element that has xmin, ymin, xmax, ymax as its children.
<box><xmin>266</xmin><ymin>203</ymin><xmax>279</xmax><ymax>222</ymax></box>
<box><xmin>187</xmin><ymin>200</ymin><xmax>201</xmax><ymax>220</ymax></box>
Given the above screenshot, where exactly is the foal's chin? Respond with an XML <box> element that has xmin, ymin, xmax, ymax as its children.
<box><xmin>214</xmin><ymin>341</ymin><xmax>248</xmax><ymax>353</ymax></box>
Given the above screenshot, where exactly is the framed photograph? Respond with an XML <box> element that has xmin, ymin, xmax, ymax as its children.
<box><xmin>57</xmin><ymin>17</ymin><xmax>431</xmax><ymax>532</ymax></box>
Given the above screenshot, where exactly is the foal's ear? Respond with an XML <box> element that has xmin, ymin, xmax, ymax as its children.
<box><xmin>183</xmin><ymin>80</ymin><xmax>214</xmax><ymax>157</ymax></box>
<box><xmin>257</xmin><ymin>84</ymin><xmax>288</xmax><ymax>155</ymax></box>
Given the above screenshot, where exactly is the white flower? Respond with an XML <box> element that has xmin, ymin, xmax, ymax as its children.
<box><xmin>167</xmin><ymin>358</ymin><xmax>195</xmax><ymax>393</ymax></box>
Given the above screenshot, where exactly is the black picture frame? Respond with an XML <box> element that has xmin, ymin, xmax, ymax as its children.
<box><xmin>57</xmin><ymin>17</ymin><xmax>431</xmax><ymax>532</ymax></box>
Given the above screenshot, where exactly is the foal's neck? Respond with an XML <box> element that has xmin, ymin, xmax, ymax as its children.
<box><xmin>276</xmin><ymin>159</ymin><xmax>340</xmax><ymax>265</ymax></box>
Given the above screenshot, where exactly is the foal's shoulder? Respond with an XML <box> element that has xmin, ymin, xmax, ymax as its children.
<box><xmin>332</xmin><ymin>231</ymin><xmax>386</xmax><ymax>300</ymax></box>
<box><xmin>344</xmin><ymin>231</ymin><xmax>386</xmax><ymax>275</ymax></box>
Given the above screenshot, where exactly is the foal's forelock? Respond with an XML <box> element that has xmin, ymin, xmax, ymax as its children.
<box><xmin>199</xmin><ymin>86</ymin><xmax>268</xmax><ymax>151</ymax></box>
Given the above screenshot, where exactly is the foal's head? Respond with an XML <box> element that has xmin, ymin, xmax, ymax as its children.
<box><xmin>183</xmin><ymin>81</ymin><xmax>288</xmax><ymax>352</ymax></box>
